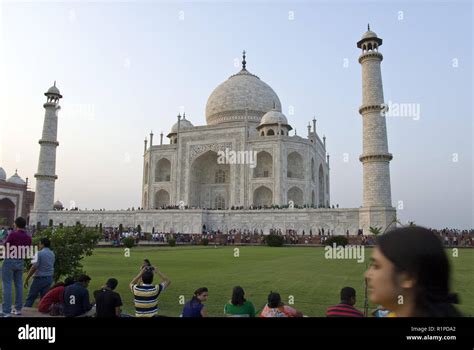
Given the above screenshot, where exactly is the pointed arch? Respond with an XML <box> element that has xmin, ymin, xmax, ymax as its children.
<box><xmin>287</xmin><ymin>151</ymin><xmax>304</xmax><ymax>179</ymax></box>
<box><xmin>155</xmin><ymin>158</ymin><xmax>171</xmax><ymax>182</ymax></box>
<box><xmin>253</xmin><ymin>151</ymin><xmax>273</xmax><ymax>178</ymax></box>
<box><xmin>319</xmin><ymin>164</ymin><xmax>325</xmax><ymax>206</ymax></box>
<box><xmin>155</xmin><ymin>189</ymin><xmax>170</xmax><ymax>208</ymax></box>
<box><xmin>253</xmin><ymin>186</ymin><xmax>273</xmax><ymax>207</ymax></box>
<box><xmin>287</xmin><ymin>186</ymin><xmax>303</xmax><ymax>206</ymax></box>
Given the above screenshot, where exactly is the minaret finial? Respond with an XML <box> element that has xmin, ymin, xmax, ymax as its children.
<box><xmin>368</xmin><ymin>23</ymin><xmax>370</xmax><ymax>31</ymax></box>
<box><xmin>242</xmin><ymin>50</ymin><xmax>246</xmax><ymax>70</ymax></box>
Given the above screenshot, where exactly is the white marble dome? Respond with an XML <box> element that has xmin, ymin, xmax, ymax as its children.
<box><xmin>260</xmin><ymin>109</ymin><xmax>288</xmax><ymax>126</ymax></box>
<box><xmin>0</xmin><ymin>167</ymin><xmax>6</xmax><ymax>181</ymax></box>
<box><xmin>205</xmin><ymin>68</ymin><xmax>282</xmax><ymax>125</ymax></box>
<box><xmin>170</xmin><ymin>116</ymin><xmax>194</xmax><ymax>133</ymax></box>
<box><xmin>7</xmin><ymin>170</ymin><xmax>26</xmax><ymax>185</ymax></box>
<box><xmin>361</xmin><ymin>30</ymin><xmax>378</xmax><ymax>39</ymax></box>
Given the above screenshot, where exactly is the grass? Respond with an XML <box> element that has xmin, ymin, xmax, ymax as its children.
<box><xmin>1</xmin><ymin>246</ymin><xmax>472</xmax><ymax>316</ymax></box>
<box><xmin>77</xmin><ymin>246</ymin><xmax>474</xmax><ymax>317</ymax></box>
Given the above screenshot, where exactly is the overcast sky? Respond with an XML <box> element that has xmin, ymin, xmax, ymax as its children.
<box><xmin>0</xmin><ymin>0</ymin><xmax>472</xmax><ymax>229</ymax></box>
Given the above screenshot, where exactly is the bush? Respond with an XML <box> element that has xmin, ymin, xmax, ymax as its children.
<box><xmin>122</xmin><ymin>236</ymin><xmax>135</xmax><ymax>248</ymax></box>
<box><xmin>265</xmin><ymin>234</ymin><xmax>284</xmax><ymax>247</ymax></box>
<box><xmin>29</xmin><ymin>225</ymin><xmax>101</xmax><ymax>282</ymax></box>
<box><xmin>168</xmin><ymin>238</ymin><xmax>176</xmax><ymax>247</ymax></box>
<box><xmin>201</xmin><ymin>238</ymin><xmax>209</xmax><ymax>246</ymax></box>
<box><xmin>324</xmin><ymin>235</ymin><xmax>349</xmax><ymax>247</ymax></box>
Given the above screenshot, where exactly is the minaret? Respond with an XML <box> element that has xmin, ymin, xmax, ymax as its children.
<box><xmin>357</xmin><ymin>25</ymin><xmax>394</xmax><ymax>227</ymax></box>
<box><xmin>32</xmin><ymin>82</ymin><xmax>62</xmax><ymax>225</ymax></box>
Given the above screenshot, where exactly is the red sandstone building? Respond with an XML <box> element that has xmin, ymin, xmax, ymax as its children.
<box><xmin>0</xmin><ymin>167</ymin><xmax>35</xmax><ymax>227</ymax></box>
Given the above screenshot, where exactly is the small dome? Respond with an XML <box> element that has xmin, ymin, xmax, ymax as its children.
<box><xmin>361</xmin><ymin>30</ymin><xmax>378</xmax><ymax>40</ymax></box>
<box><xmin>45</xmin><ymin>82</ymin><xmax>62</xmax><ymax>98</ymax></box>
<box><xmin>7</xmin><ymin>170</ymin><xmax>26</xmax><ymax>185</ymax></box>
<box><xmin>0</xmin><ymin>167</ymin><xmax>6</xmax><ymax>181</ymax></box>
<box><xmin>259</xmin><ymin>109</ymin><xmax>288</xmax><ymax>126</ymax></box>
<box><xmin>54</xmin><ymin>200</ymin><xmax>64</xmax><ymax>209</ymax></box>
<box><xmin>170</xmin><ymin>115</ymin><xmax>194</xmax><ymax>134</ymax></box>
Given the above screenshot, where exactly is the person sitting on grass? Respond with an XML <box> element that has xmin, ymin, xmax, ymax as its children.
<box><xmin>38</xmin><ymin>277</ymin><xmax>75</xmax><ymax>315</ymax></box>
<box><xmin>326</xmin><ymin>287</ymin><xmax>364</xmax><ymax>317</ymax></box>
<box><xmin>224</xmin><ymin>286</ymin><xmax>255</xmax><ymax>317</ymax></box>
<box><xmin>129</xmin><ymin>265</ymin><xmax>171</xmax><ymax>317</ymax></box>
<box><xmin>64</xmin><ymin>275</ymin><xmax>95</xmax><ymax>317</ymax></box>
<box><xmin>365</xmin><ymin>226</ymin><xmax>462</xmax><ymax>317</ymax></box>
<box><xmin>259</xmin><ymin>292</ymin><xmax>303</xmax><ymax>317</ymax></box>
<box><xmin>182</xmin><ymin>287</ymin><xmax>208</xmax><ymax>318</ymax></box>
<box><xmin>94</xmin><ymin>278</ymin><xmax>123</xmax><ymax>318</ymax></box>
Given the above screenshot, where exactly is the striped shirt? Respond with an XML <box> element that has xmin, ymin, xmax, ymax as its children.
<box><xmin>326</xmin><ymin>303</ymin><xmax>364</xmax><ymax>317</ymax></box>
<box><xmin>131</xmin><ymin>283</ymin><xmax>166</xmax><ymax>317</ymax></box>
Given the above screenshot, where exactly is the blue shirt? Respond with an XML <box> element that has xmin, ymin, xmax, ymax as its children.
<box><xmin>182</xmin><ymin>299</ymin><xmax>204</xmax><ymax>318</ymax></box>
<box><xmin>33</xmin><ymin>247</ymin><xmax>55</xmax><ymax>277</ymax></box>
<box><xmin>64</xmin><ymin>282</ymin><xmax>93</xmax><ymax>317</ymax></box>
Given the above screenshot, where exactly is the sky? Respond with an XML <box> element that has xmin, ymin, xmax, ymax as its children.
<box><xmin>0</xmin><ymin>0</ymin><xmax>472</xmax><ymax>229</ymax></box>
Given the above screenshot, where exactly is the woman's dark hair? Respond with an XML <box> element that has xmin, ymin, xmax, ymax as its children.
<box><xmin>49</xmin><ymin>277</ymin><xmax>75</xmax><ymax>291</ymax></box>
<box><xmin>267</xmin><ymin>292</ymin><xmax>282</xmax><ymax>308</ymax></box>
<box><xmin>77</xmin><ymin>274</ymin><xmax>91</xmax><ymax>283</ymax></box>
<box><xmin>191</xmin><ymin>287</ymin><xmax>208</xmax><ymax>305</ymax></box>
<box><xmin>231</xmin><ymin>286</ymin><xmax>246</xmax><ymax>306</ymax></box>
<box><xmin>144</xmin><ymin>259</ymin><xmax>151</xmax><ymax>266</ymax></box>
<box><xmin>64</xmin><ymin>277</ymin><xmax>75</xmax><ymax>287</ymax></box>
<box><xmin>377</xmin><ymin>226</ymin><xmax>462</xmax><ymax>317</ymax></box>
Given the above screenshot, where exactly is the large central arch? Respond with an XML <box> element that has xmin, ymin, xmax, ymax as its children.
<box><xmin>189</xmin><ymin>150</ymin><xmax>230</xmax><ymax>209</ymax></box>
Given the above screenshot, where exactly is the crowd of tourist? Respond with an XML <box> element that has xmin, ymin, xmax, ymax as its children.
<box><xmin>52</xmin><ymin>203</ymin><xmax>344</xmax><ymax>212</ymax></box>
<box><xmin>0</xmin><ymin>217</ymin><xmax>469</xmax><ymax>318</ymax></box>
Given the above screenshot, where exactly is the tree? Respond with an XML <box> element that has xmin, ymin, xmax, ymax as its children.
<box><xmin>369</xmin><ymin>226</ymin><xmax>382</xmax><ymax>236</ymax></box>
<box><xmin>122</xmin><ymin>236</ymin><xmax>135</xmax><ymax>248</ymax></box>
<box><xmin>137</xmin><ymin>224</ymin><xmax>142</xmax><ymax>234</ymax></box>
<box><xmin>325</xmin><ymin>235</ymin><xmax>349</xmax><ymax>247</ymax></box>
<box><xmin>30</xmin><ymin>225</ymin><xmax>101</xmax><ymax>282</ymax></box>
<box><xmin>265</xmin><ymin>234</ymin><xmax>284</xmax><ymax>247</ymax></box>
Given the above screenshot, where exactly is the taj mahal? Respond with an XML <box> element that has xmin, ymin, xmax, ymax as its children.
<box><xmin>27</xmin><ymin>26</ymin><xmax>397</xmax><ymax>235</ymax></box>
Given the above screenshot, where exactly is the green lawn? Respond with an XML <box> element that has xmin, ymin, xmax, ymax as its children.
<box><xmin>76</xmin><ymin>246</ymin><xmax>473</xmax><ymax>317</ymax></box>
<box><xmin>1</xmin><ymin>246</ymin><xmax>472</xmax><ymax>316</ymax></box>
